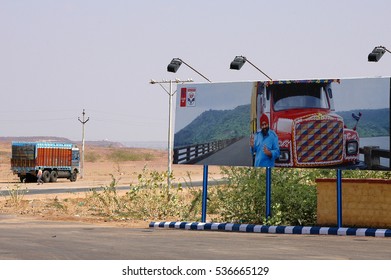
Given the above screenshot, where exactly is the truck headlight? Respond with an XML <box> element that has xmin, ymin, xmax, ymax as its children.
<box><xmin>278</xmin><ymin>149</ymin><xmax>290</xmax><ymax>162</ymax></box>
<box><xmin>346</xmin><ymin>141</ymin><xmax>358</xmax><ymax>155</ymax></box>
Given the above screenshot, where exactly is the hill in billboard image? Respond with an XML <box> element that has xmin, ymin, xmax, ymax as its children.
<box><xmin>173</xmin><ymin>77</ymin><xmax>390</xmax><ymax>170</ymax></box>
<box><xmin>174</xmin><ymin>82</ymin><xmax>253</xmax><ymax>166</ymax></box>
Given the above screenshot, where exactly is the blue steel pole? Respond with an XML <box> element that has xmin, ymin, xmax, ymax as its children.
<box><xmin>266</xmin><ymin>167</ymin><xmax>272</xmax><ymax>219</ymax></box>
<box><xmin>201</xmin><ymin>165</ymin><xmax>209</xmax><ymax>222</ymax></box>
<box><xmin>337</xmin><ymin>169</ymin><xmax>342</xmax><ymax>227</ymax></box>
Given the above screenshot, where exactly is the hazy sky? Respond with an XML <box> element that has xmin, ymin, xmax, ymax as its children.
<box><xmin>1</xmin><ymin>0</ymin><xmax>390</xmax><ymax>143</ymax></box>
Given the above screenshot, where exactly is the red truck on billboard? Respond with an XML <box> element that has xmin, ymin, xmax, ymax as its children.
<box><xmin>251</xmin><ymin>79</ymin><xmax>360</xmax><ymax>168</ymax></box>
<box><xmin>11</xmin><ymin>142</ymin><xmax>80</xmax><ymax>182</ymax></box>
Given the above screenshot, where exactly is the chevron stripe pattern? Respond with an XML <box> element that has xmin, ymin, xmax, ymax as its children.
<box><xmin>295</xmin><ymin>119</ymin><xmax>343</xmax><ymax>165</ymax></box>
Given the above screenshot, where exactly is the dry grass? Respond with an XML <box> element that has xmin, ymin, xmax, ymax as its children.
<box><xmin>0</xmin><ymin>140</ymin><xmax>221</xmax><ymax>228</ymax></box>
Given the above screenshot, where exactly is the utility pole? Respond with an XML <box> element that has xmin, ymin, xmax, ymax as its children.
<box><xmin>78</xmin><ymin>109</ymin><xmax>89</xmax><ymax>179</ymax></box>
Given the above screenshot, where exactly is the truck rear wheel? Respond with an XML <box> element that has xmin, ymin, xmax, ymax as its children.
<box><xmin>42</xmin><ymin>170</ymin><xmax>50</xmax><ymax>183</ymax></box>
<box><xmin>70</xmin><ymin>171</ymin><xmax>77</xmax><ymax>182</ymax></box>
<box><xmin>50</xmin><ymin>171</ymin><xmax>58</xmax><ymax>182</ymax></box>
<box><xmin>26</xmin><ymin>174</ymin><xmax>35</xmax><ymax>183</ymax></box>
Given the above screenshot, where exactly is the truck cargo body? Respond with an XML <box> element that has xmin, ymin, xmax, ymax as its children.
<box><xmin>11</xmin><ymin>142</ymin><xmax>80</xmax><ymax>183</ymax></box>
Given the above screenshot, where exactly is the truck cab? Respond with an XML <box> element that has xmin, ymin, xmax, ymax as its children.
<box><xmin>251</xmin><ymin>79</ymin><xmax>360</xmax><ymax>167</ymax></box>
<box><xmin>70</xmin><ymin>147</ymin><xmax>80</xmax><ymax>181</ymax></box>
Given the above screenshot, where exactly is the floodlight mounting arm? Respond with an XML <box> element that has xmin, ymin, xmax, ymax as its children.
<box><xmin>377</xmin><ymin>46</ymin><xmax>391</xmax><ymax>54</ymax></box>
<box><xmin>243</xmin><ymin>56</ymin><xmax>273</xmax><ymax>81</ymax></box>
<box><xmin>175</xmin><ymin>58</ymin><xmax>212</xmax><ymax>83</ymax></box>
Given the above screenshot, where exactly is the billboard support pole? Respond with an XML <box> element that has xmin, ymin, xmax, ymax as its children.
<box><xmin>167</xmin><ymin>80</ymin><xmax>173</xmax><ymax>187</ymax></box>
<box><xmin>265</xmin><ymin>167</ymin><xmax>272</xmax><ymax>220</ymax></box>
<box><xmin>201</xmin><ymin>165</ymin><xmax>209</xmax><ymax>222</ymax></box>
<box><xmin>337</xmin><ymin>169</ymin><xmax>342</xmax><ymax>227</ymax></box>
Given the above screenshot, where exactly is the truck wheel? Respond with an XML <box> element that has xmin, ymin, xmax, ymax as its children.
<box><xmin>26</xmin><ymin>174</ymin><xmax>35</xmax><ymax>183</ymax></box>
<box><xmin>50</xmin><ymin>171</ymin><xmax>58</xmax><ymax>182</ymax></box>
<box><xmin>42</xmin><ymin>170</ymin><xmax>51</xmax><ymax>183</ymax></box>
<box><xmin>19</xmin><ymin>176</ymin><xmax>26</xmax><ymax>183</ymax></box>
<box><xmin>70</xmin><ymin>172</ymin><xmax>77</xmax><ymax>182</ymax></box>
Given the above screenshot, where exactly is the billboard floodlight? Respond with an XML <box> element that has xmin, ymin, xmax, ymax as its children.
<box><xmin>230</xmin><ymin>56</ymin><xmax>247</xmax><ymax>70</ymax></box>
<box><xmin>368</xmin><ymin>46</ymin><xmax>390</xmax><ymax>62</ymax></box>
<box><xmin>230</xmin><ymin>55</ymin><xmax>272</xmax><ymax>81</ymax></box>
<box><xmin>167</xmin><ymin>58</ymin><xmax>182</xmax><ymax>73</ymax></box>
<box><xmin>167</xmin><ymin>58</ymin><xmax>211</xmax><ymax>82</ymax></box>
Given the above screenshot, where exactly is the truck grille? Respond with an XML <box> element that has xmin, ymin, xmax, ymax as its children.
<box><xmin>294</xmin><ymin>119</ymin><xmax>343</xmax><ymax>166</ymax></box>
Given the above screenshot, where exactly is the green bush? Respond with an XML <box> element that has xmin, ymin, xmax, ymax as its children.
<box><xmin>78</xmin><ymin>166</ymin><xmax>391</xmax><ymax>226</ymax></box>
<box><xmin>210</xmin><ymin>167</ymin><xmax>318</xmax><ymax>225</ymax></box>
<box><xmin>209</xmin><ymin>167</ymin><xmax>390</xmax><ymax>226</ymax></box>
<box><xmin>212</xmin><ymin>167</ymin><xmax>266</xmax><ymax>224</ymax></box>
<box><xmin>271</xmin><ymin>169</ymin><xmax>317</xmax><ymax>225</ymax></box>
<box><xmin>86</xmin><ymin>174</ymin><xmax>126</xmax><ymax>217</ymax></box>
<box><xmin>84</xmin><ymin>168</ymin><xmax>199</xmax><ymax>221</ymax></box>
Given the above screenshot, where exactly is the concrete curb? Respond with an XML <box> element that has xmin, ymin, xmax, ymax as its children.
<box><xmin>149</xmin><ymin>222</ymin><xmax>391</xmax><ymax>237</ymax></box>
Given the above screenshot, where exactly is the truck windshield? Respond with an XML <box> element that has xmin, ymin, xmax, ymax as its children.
<box><xmin>270</xmin><ymin>83</ymin><xmax>329</xmax><ymax>111</ymax></box>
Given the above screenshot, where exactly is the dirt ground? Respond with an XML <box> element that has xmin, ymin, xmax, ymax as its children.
<box><xmin>0</xmin><ymin>141</ymin><xmax>222</xmax><ymax>227</ymax></box>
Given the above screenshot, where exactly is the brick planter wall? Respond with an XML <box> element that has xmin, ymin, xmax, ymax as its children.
<box><xmin>316</xmin><ymin>178</ymin><xmax>391</xmax><ymax>228</ymax></box>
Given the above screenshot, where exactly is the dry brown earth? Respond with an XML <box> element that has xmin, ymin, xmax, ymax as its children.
<box><xmin>0</xmin><ymin>141</ymin><xmax>221</xmax><ymax>227</ymax></box>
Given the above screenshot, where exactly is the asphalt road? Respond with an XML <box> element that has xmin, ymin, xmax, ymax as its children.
<box><xmin>198</xmin><ymin>137</ymin><xmax>253</xmax><ymax>166</ymax></box>
<box><xmin>1</xmin><ymin>214</ymin><xmax>391</xmax><ymax>260</ymax></box>
<box><xmin>0</xmin><ymin>179</ymin><xmax>227</xmax><ymax>196</ymax></box>
<box><xmin>0</xmin><ymin>184</ymin><xmax>137</xmax><ymax>196</ymax></box>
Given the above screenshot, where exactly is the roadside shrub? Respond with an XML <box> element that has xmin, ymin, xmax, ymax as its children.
<box><xmin>210</xmin><ymin>167</ymin><xmax>390</xmax><ymax>226</ymax></box>
<box><xmin>126</xmin><ymin>168</ymin><xmax>198</xmax><ymax>221</ymax></box>
<box><xmin>271</xmin><ymin>169</ymin><xmax>317</xmax><ymax>225</ymax></box>
<box><xmin>305</xmin><ymin>168</ymin><xmax>390</xmax><ymax>180</ymax></box>
<box><xmin>83</xmin><ymin>168</ymin><xmax>199</xmax><ymax>221</ymax></box>
<box><xmin>213</xmin><ymin>167</ymin><xmax>266</xmax><ymax>224</ymax></box>
<box><xmin>17</xmin><ymin>166</ymin><xmax>388</xmax><ymax>226</ymax></box>
<box><xmin>3</xmin><ymin>183</ymin><xmax>28</xmax><ymax>208</ymax></box>
<box><xmin>211</xmin><ymin>167</ymin><xmax>317</xmax><ymax>225</ymax></box>
<box><xmin>87</xmin><ymin>174</ymin><xmax>127</xmax><ymax>217</ymax></box>
<box><xmin>338</xmin><ymin>169</ymin><xmax>390</xmax><ymax>179</ymax></box>
<box><xmin>108</xmin><ymin>149</ymin><xmax>154</xmax><ymax>162</ymax></box>
<box><xmin>85</xmin><ymin>151</ymin><xmax>101</xmax><ymax>162</ymax></box>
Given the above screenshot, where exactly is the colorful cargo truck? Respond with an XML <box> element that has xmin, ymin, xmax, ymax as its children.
<box><xmin>11</xmin><ymin>142</ymin><xmax>80</xmax><ymax>183</ymax></box>
<box><xmin>251</xmin><ymin>79</ymin><xmax>360</xmax><ymax>168</ymax></box>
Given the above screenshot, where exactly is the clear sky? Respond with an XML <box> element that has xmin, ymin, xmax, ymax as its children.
<box><xmin>1</xmin><ymin>0</ymin><xmax>390</xmax><ymax>143</ymax></box>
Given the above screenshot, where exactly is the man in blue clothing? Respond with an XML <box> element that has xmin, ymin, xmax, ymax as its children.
<box><xmin>250</xmin><ymin>114</ymin><xmax>280</xmax><ymax>167</ymax></box>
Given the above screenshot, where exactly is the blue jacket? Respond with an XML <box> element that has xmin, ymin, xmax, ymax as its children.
<box><xmin>251</xmin><ymin>130</ymin><xmax>280</xmax><ymax>167</ymax></box>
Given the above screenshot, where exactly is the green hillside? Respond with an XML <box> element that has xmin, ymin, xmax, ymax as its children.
<box><xmin>174</xmin><ymin>104</ymin><xmax>250</xmax><ymax>147</ymax></box>
<box><xmin>174</xmin><ymin>106</ymin><xmax>390</xmax><ymax>147</ymax></box>
<box><xmin>337</xmin><ymin>108</ymin><xmax>389</xmax><ymax>137</ymax></box>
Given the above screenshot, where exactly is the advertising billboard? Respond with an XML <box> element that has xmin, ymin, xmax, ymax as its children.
<box><xmin>173</xmin><ymin>77</ymin><xmax>390</xmax><ymax>170</ymax></box>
